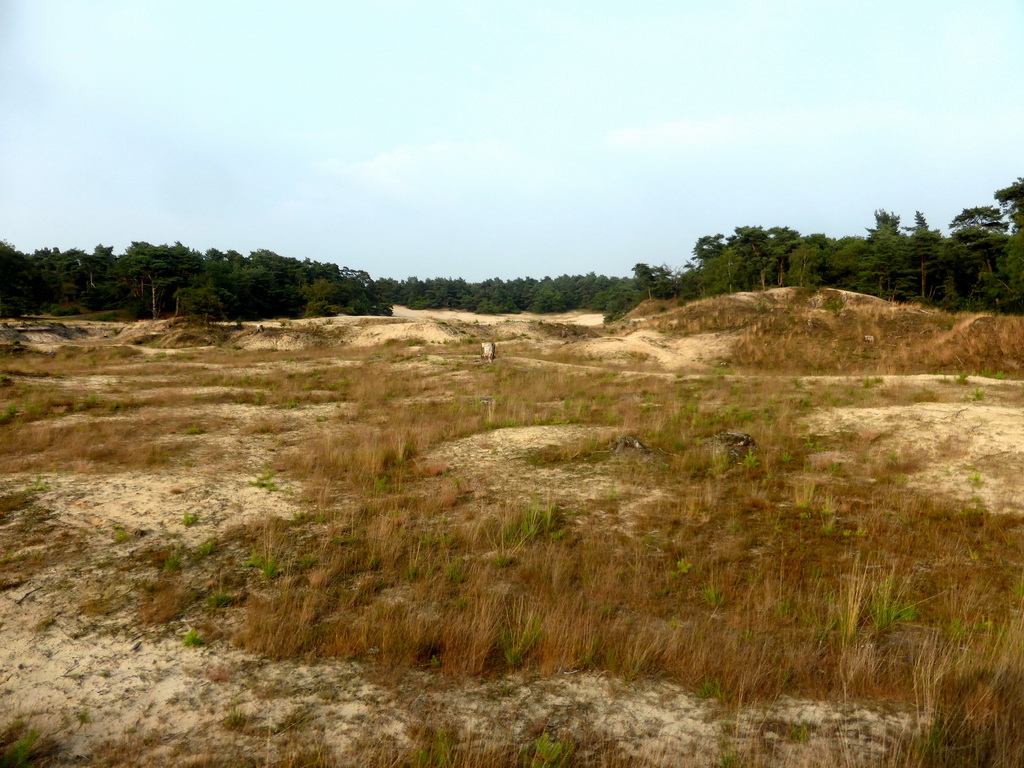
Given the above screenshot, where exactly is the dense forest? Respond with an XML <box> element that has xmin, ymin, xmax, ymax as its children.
<box><xmin>0</xmin><ymin>243</ymin><xmax>391</xmax><ymax>320</ymax></box>
<box><xmin>2</xmin><ymin>177</ymin><xmax>1021</xmax><ymax>322</ymax></box>
<box><xmin>375</xmin><ymin>274</ymin><xmax>639</xmax><ymax>319</ymax></box>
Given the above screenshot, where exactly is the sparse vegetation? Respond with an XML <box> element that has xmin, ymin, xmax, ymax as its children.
<box><xmin>529</xmin><ymin>733</ymin><xmax>573</xmax><ymax>768</ymax></box>
<box><xmin>251</xmin><ymin>466</ymin><xmax>280</xmax><ymax>491</ymax></box>
<box><xmin>195</xmin><ymin>538</ymin><xmax>216</xmax><ymax>556</ymax></box>
<box><xmin>0</xmin><ymin>720</ymin><xmax>52</xmax><ymax>768</ymax></box>
<box><xmin>244</xmin><ymin>553</ymin><xmax>280</xmax><ymax>579</ymax></box>
<box><xmin>182</xmin><ymin>629</ymin><xmax>204</xmax><ymax>647</ymax></box>
<box><xmin>4</xmin><ymin>294</ymin><xmax>1024</xmax><ymax>765</ymax></box>
<box><xmin>163</xmin><ymin>549</ymin><xmax>183</xmax><ymax>572</ymax></box>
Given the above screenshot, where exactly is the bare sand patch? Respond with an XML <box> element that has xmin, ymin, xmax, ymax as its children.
<box><xmin>14</xmin><ymin>470</ymin><xmax>302</xmax><ymax>543</ymax></box>
<box><xmin>426</xmin><ymin>425</ymin><xmax>675</xmax><ymax>528</ymax></box>
<box><xmin>807</xmin><ymin>288</ymin><xmax>891</xmax><ymax>308</ymax></box>
<box><xmin>346</xmin><ymin>319</ymin><xmax>469</xmax><ymax>346</ymax></box>
<box><xmin>392</xmin><ymin>306</ymin><xmax>605</xmax><ymax>327</ymax></box>
<box><xmin>232</xmin><ymin>327</ymin><xmax>351</xmax><ymax>351</ymax></box>
<box><xmin>727</xmin><ymin>286</ymin><xmax>802</xmax><ymax>304</ymax></box>
<box><xmin>808</xmin><ymin>402</ymin><xmax>1024</xmax><ymax>513</ymax></box>
<box><xmin>0</xmin><ymin>614</ymin><xmax>911</xmax><ymax>767</ymax></box>
<box><xmin>432</xmin><ymin>424</ymin><xmax>602</xmax><ymax>466</ymax></box>
<box><xmin>570</xmin><ymin>330</ymin><xmax>734</xmax><ymax>370</ymax></box>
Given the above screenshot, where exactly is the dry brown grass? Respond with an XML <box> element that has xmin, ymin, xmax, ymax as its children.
<box><xmin>221</xmin><ymin>360</ymin><xmax>1023</xmax><ymax>761</ymax></box>
<box><xmin>221</xmin><ymin>368</ymin><xmax>1024</xmax><ymax>714</ymax></box>
<box><xmin>139</xmin><ymin>575</ymin><xmax>190</xmax><ymax>624</ymax></box>
<box><xmin>626</xmin><ymin>290</ymin><xmax>1024</xmax><ymax>377</ymax></box>
<box><xmin>0</xmin><ymin>418</ymin><xmax>190</xmax><ymax>472</ymax></box>
<box><xmin>7</xmin><ymin>306</ymin><xmax>1024</xmax><ymax>766</ymax></box>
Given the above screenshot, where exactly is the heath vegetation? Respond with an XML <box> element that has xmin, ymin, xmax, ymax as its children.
<box><xmin>2</xmin><ymin>293</ymin><xmax>1024</xmax><ymax>766</ymax></box>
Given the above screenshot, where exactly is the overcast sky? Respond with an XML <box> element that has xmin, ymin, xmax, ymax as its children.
<box><xmin>2</xmin><ymin>1</ymin><xmax>1022</xmax><ymax>281</ymax></box>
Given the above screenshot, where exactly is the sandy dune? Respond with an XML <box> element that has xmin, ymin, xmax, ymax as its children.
<box><xmin>391</xmin><ymin>306</ymin><xmax>605</xmax><ymax>326</ymax></box>
<box><xmin>4</xmin><ymin>293</ymin><xmax>1024</xmax><ymax>765</ymax></box>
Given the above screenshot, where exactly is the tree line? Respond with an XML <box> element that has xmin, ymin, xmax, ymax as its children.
<box><xmin>0</xmin><ymin>241</ymin><xmax>644</xmax><ymax>322</ymax></box>
<box><xmin>375</xmin><ymin>274</ymin><xmax>640</xmax><ymax>320</ymax></box>
<box><xmin>3</xmin><ymin>177</ymin><xmax>1022</xmax><ymax>322</ymax></box>
<box><xmin>638</xmin><ymin>177</ymin><xmax>1024</xmax><ymax>312</ymax></box>
<box><xmin>368</xmin><ymin>177</ymin><xmax>1024</xmax><ymax>319</ymax></box>
<box><xmin>0</xmin><ymin>242</ymin><xmax>391</xmax><ymax>320</ymax></box>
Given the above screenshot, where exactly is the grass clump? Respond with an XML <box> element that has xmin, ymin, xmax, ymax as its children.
<box><xmin>868</xmin><ymin>576</ymin><xmax>919</xmax><ymax>631</ymax></box>
<box><xmin>244</xmin><ymin>553</ymin><xmax>279</xmax><ymax>579</ymax></box>
<box><xmin>0</xmin><ymin>720</ymin><xmax>53</xmax><ymax>768</ymax></box>
<box><xmin>182</xmin><ymin>629</ymin><xmax>204</xmax><ymax>647</ymax></box>
<box><xmin>500</xmin><ymin>502</ymin><xmax>562</xmax><ymax>548</ymax></box>
<box><xmin>162</xmin><ymin>549</ymin><xmax>183</xmax><ymax>572</ymax></box>
<box><xmin>251</xmin><ymin>466</ymin><xmax>279</xmax><ymax>491</ymax></box>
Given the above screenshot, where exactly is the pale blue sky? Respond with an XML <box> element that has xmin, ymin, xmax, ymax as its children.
<box><xmin>2</xmin><ymin>1</ymin><xmax>1022</xmax><ymax>280</ymax></box>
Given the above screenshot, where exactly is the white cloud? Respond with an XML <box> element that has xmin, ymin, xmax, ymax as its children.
<box><xmin>607</xmin><ymin>117</ymin><xmax>756</xmax><ymax>151</ymax></box>
<box><xmin>318</xmin><ymin>139</ymin><xmax>557</xmax><ymax>200</ymax></box>
<box><xmin>605</xmin><ymin>109</ymin><xmax>891</xmax><ymax>153</ymax></box>
<box><xmin>605</xmin><ymin>107</ymin><xmax>1024</xmax><ymax>157</ymax></box>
